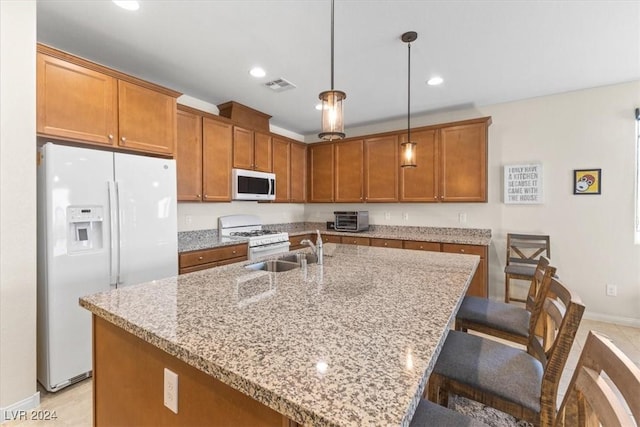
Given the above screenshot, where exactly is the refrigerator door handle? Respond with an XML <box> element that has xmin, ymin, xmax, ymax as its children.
<box><xmin>107</xmin><ymin>181</ymin><xmax>119</xmax><ymax>287</ymax></box>
<box><xmin>114</xmin><ymin>181</ymin><xmax>122</xmax><ymax>286</ymax></box>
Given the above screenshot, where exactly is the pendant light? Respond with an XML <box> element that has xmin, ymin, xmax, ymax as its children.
<box><xmin>401</xmin><ymin>31</ymin><xmax>417</xmax><ymax>168</ymax></box>
<box><xmin>318</xmin><ymin>0</ymin><xmax>346</xmax><ymax>140</ymax></box>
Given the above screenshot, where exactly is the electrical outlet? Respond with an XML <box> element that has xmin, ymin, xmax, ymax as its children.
<box><xmin>402</xmin><ymin>212</ymin><xmax>409</xmax><ymax>221</ymax></box>
<box><xmin>164</xmin><ymin>368</ymin><xmax>178</xmax><ymax>414</ymax></box>
<box><xmin>606</xmin><ymin>284</ymin><xmax>617</xmax><ymax>297</ymax></box>
<box><xmin>384</xmin><ymin>212</ymin><xmax>391</xmax><ymax>220</ymax></box>
<box><xmin>458</xmin><ymin>213</ymin><xmax>467</xmax><ymax>223</ymax></box>
<box><xmin>185</xmin><ymin>215</ymin><xmax>192</xmax><ymax>225</ymax></box>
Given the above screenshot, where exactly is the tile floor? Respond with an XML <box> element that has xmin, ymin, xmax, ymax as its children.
<box><xmin>4</xmin><ymin>319</ymin><xmax>639</xmax><ymax>427</ymax></box>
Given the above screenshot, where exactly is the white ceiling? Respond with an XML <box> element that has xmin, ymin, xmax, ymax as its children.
<box><xmin>37</xmin><ymin>0</ymin><xmax>640</xmax><ymax>137</ymax></box>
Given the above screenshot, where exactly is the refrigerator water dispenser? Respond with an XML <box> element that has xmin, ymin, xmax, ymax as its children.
<box><xmin>67</xmin><ymin>206</ymin><xmax>104</xmax><ymax>253</ymax></box>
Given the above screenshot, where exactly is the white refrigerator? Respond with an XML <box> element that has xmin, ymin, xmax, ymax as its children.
<box><xmin>37</xmin><ymin>143</ymin><xmax>178</xmax><ymax>392</ymax></box>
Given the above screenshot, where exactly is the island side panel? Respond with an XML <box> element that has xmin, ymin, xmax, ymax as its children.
<box><xmin>92</xmin><ymin>315</ymin><xmax>289</xmax><ymax>427</ymax></box>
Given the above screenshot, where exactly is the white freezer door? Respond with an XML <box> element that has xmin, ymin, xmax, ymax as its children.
<box><xmin>114</xmin><ymin>153</ymin><xmax>178</xmax><ymax>286</ymax></box>
<box><xmin>38</xmin><ymin>143</ymin><xmax>113</xmax><ymax>390</ymax></box>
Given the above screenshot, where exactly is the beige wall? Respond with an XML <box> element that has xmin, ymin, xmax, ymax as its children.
<box><xmin>0</xmin><ymin>0</ymin><xmax>38</xmax><ymax>415</ymax></box>
<box><xmin>304</xmin><ymin>81</ymin><xmax>640</xmax><ymax>325</ymax></box>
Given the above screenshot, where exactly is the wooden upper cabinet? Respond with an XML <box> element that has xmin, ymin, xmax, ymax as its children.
<box><xmin>232</xmin><ymin>126</ymin><xmax>254</xmax><ymax>170</ymax></box>
<box><xmin>232</xmin><ymin>127</ymin><xmax>272</xmax><ymax>172</ymax></box>
<box><xmin>202</xmin><ymin>117</ymin><xmax>233</xmax><ymax>201</ymax></box>
<box><xmin>272</xmin><ymin>137</ymin><xmax>291</xmax><ymax>202</ymax></box>
<box><xmin>400</xmin><ymin>129</ymin><xmax>438</xmax><ymax>202</ymax></box>
<box><xmin>118</xmin><ymin>80</ymin><xmax>176</xmax><ymax>155</ymax></box>
<box><xmin>290</xmin><ymin>141</ymin><xmax>306</xmax><ymax>202</ymax></box>
<box><xmin>364</xmin><ymin>135</ymin><xmax>398</xmax><ymax>202</ymax></box>
<box><xmin>37</xmin><ymin>52</ymin><xmax>118</xmax><ymax>146</ymax></box>
<box><xmin>308</xmin><ymin>142</ymin><xmax>334</xmax><ymax>202</ymax></box>
<box><xmin>335</xmin><ymin>140</ymin><xmax>364</xmax><ymax>202</ymax></box>
<box><xmin>439</xmin><ymin>121</ymin><xmax>488</xmax><ymax>202</ymax></box>
<box><xmin>253</xmin><ymin>131</ymin><xmax>272</xmax><ymax>172</ymax></box>
<box><xmin>176</xmin><ymin>109</ymin><xmax>203</xmax><ymax>201</ymax></box>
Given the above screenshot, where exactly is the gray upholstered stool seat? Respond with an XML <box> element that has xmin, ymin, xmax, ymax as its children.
<box><xmin>504</xmin><ymin>263</ymin><xmax>536</xmax><ymax>277</ymax></box>
<box><xmin>432</xmin><ymin>330</ymin><xmax>543</xmax><ymax>413</ymax></box>
<box><xmin>409</xmin><ymin>398</ymin><xmax>489</xmax><ymax>427</ymax></box>
<box><xmin>457</xmin><ymin>296</ymin><xmax>530</xmax><ymax>338</ymax></box>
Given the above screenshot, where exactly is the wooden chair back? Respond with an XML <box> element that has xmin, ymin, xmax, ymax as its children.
<box><xmin>506</xmin><ymin>233</ymin><xmax>551</xmax><ymax>268</ymax></box>
<box><xmin>555</xmin><ymin>331</ymin><xmax>640</xmax><ymax>427</ymax></box>
<box><xmin>526</xmin><ymin>275</ymin><xmax>585</xmax><ymax>426</ymax></box>
<box><xmin>525</xmin><ymin>256</ymin><xmax>555</xmax><ymax>311</ymax></box>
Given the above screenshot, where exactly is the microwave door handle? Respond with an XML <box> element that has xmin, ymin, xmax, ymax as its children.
<box><xmin>269</xmin><ymin>178</ymin><xmax>275</xmax><ymax>196</ymax></box>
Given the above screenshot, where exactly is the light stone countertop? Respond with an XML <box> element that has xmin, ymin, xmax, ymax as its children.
<box><xmin>178</xmin><ymin>222</ymin><xmax>491</xmax><ymax>253</ymax></box>
<box><xmin>80</xmin><ymin>243</ymin><xmax>479</xmax><ymax>426</ymax></box>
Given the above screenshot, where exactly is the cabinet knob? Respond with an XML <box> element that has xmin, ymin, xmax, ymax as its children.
<box><xmin>419</xmin><ymin>245</ymin><xmax>424</xmax><ymax>249</ymax></box>
<box><xmin>121</xmin><ymin>137</ymin><xmax>126</xmax><ymax>143</ymax></box>
<box><xmin>384</xmin><ymin>242</ymin><xmax>388</xmax><ymax>246</ymax></box>
<box><xmin>198</xmin><ymin>256</ymin><xmax>203</xmax><ymax>260</ymax></box>
<box><xmin>232</xmin><ymin>250</ymin><xmax>237</xmax><ymax>254</ymax></box>
<box><xmin>204</xmin><ymin>194</ymin><xmax>208</xmax><ymax>198</ymax></box>
<box><xmin>108</xmin><ymin>134</ymin><xmax>113</xmax><ymax>140</ymax></box>
<box><xmin>460</xmin><ymin>249</ymin><xmax>465</xmax><ymax>253</ymax></box>
<box><xmin>197</xmin><ymin>194</ymin><xmax>201</xmax><ymax>198</ymax></box>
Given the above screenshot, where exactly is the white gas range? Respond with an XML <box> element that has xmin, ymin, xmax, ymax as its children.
<box><xmin>218</xmin><ymin>215</ymin><xmax>290</xmax><ymax>260</ymax></box>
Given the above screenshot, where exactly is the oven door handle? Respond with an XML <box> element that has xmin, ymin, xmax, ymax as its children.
<box><xmin>251</xmin><ymin>241</ymin><xmax>291</xmax><ymax>253</ymax></box>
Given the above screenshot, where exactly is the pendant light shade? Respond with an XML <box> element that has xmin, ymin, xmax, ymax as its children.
<box><xmin>401</xmin><ymin>31</ymin><xmax>417</xmax><ymax>168</ymax></box>
<box><xmin>318</xmin><ymin>0</ymin><xmax>346</xmax><ymax>140</ymax></box>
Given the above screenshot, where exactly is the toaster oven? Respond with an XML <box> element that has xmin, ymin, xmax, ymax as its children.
<box><xmin>333</xmin><ymin>211</ymin><xmax>369</xmax><ymax>232</ymax></box>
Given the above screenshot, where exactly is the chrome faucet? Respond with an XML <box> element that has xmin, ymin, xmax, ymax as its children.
<box><xmin>301</xmin><ymin>230</ymin><xmax>324</xmax><ymax>264</ymax></box>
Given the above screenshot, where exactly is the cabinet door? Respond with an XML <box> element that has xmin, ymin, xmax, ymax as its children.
<box><xmin>335</xmin><ymin>140</ymin><xmax>364</xmax><ymax>202</ymax></box>
<box><xmin>399</xmin><ymin>129</ymin><xmax>438</xmax><ymax>202</ymax></box>
<box><xmin>272</xmin><ymin>137</ymin><xmax>290</xmax><ymax>202</ymax></box>
<box><xmin>308</xmin><ymin>143</ymin><xmax>334</xmax><ymax>202</ymax></box>
<box><xmin>37</xmin><ymin>53</ymin><xmax>118</xmax><ymax>146</ymax></box>
<box><xmin>290</xmin><ymin>142</ymin><xmax>307</xmax><ymax>202</ymax></box>
<box><xmin>118</xmin><ymin>80</ymin><xmax>176</xmax><ymax>156</ymax></box>
<box><xmin>253</xmin><ymin>131</ymin><xmax>272</xmax><ymax>172</ymax></box>
<box><xmin>441</xmin><ymin>243</ymin><xmax>487</xmax><ymax>298</ymax></box>
<box><xmin>176</xmin><ymin>110</ymin><xmax>203</xmax><ymax>201</ymax></box>
<box><xmin>439</xmin><ymin>122</ymin><xmax>487</xmax><ymax>202</ymax></box>
<box><xmin>364</xmin><ymin>135</ymin><xmax>398</xmax><ymax>202</ymax></box>
<box><xmin>202</xmin><ymin>117</ymin><xmax>233</xmax><ymax>201</ymax></box>
<box><xmin>232</xmin><ymin>126</ymin><xmax>254</xmax><ymax>170</ymax></box>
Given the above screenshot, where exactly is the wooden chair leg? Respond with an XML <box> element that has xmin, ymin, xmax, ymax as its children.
<box><xmin>427</xmin><ymin>374</ymin><xmax>449</xmax><ymax>407</ymax></box>
<box><xmin>505</xmin><ymin>273</ymin><xmax>511</xmax><ymax>303</ymax></box>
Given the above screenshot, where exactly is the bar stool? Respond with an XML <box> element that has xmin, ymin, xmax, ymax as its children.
<box><xmin>504</xmin><ymin>233</ymin><xmax>550</xmax><ymax>303</ymax></box>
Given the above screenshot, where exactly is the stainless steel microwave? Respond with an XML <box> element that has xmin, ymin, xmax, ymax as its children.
<box><xmin>232</xmin><ymin>169</ymin><xmax>276</xmax><ymax>201</ymax></box>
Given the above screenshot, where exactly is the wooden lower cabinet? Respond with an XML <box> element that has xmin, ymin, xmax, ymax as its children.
<box><xmin>341</xmin><ymin>236</ymin><xmax>370</xmax><ymax>246</ymax></box>
<box><xmin>179</xmin><ymin>244</ymin><xmax>247</xmax><ymax>274</ymax></box>
<box><xmin>402</xmin><ymin>240</ymin><xmax>441</xmax><ymax>252</ymax></box>
<box><xmin>93</xmin><ymin>316</ymin><xmax>288</xmax><ymax>426</ymax></box>
<box><xmin>370</xmin><ymin>238</ymin><xmax>403</xmax><ymax>249</ymax></box>
<box><xmin>441</xmin><ymin>243</ymin><xmax>488</xmax><ymax>298</ymax></box>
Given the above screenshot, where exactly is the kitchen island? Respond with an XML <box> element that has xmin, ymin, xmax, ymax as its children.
<box><xmin>80</xmin><ymin>243</ymin><xmax>479</xmax><ymax>426</ymax></box>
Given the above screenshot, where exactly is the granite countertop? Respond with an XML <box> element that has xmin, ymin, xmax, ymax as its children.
<box><xmin>178</xmin><ymin>222</ymin><xmax>491</xmax><ymax>253</ymax></box>
<box><xmin>80</xmin><ymin>243</ymin><xmax>479</xmax><ymax>426</ymax></box>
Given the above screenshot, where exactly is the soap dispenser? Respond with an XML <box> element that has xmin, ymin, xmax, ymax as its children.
<box><xmin>315</xmin><ymin>230</ymin><xmax>323</xmax><ymax>265</ymax></box>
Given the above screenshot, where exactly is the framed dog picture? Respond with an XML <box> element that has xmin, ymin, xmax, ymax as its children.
<box><xmin>573</xmin><ymin>169</ymin><xmax>601</xmax><ymax>195</ymax></box>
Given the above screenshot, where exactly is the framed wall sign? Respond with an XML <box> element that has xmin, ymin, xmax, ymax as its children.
<box><xmin>573</xmin><ymin>169</ymin><xmax>601</xmax><ymax>195</ymax></box>
<box><xmin>504</xmin><ymin>163</ymin><xmax>543</xmax><ymax>204</ymax></box>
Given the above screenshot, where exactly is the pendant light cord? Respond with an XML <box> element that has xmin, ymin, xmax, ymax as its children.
<box><xmin>331</xmin><ymin>0</ymin><xmax>335</xmax><ymax>90</ymax></box>
<box><xmin>407</xmin><ymin>41</ymin><xmax>411</xmax><ymax>143</ymax></box>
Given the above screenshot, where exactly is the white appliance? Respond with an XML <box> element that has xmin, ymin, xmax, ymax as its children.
<box><xmin>218</xmin><ymin>214</ymin><xmax>289</xmax><ymax>260</ymax></box>
<box><xmin>232</xmin><ymin>168</ymin><xmax>276</xmax><ymax>201</ymax></box>
<box><xmin>37</xmin><ymin>143</ymin><xmax>178</xmax><ymax>392</ymax></box>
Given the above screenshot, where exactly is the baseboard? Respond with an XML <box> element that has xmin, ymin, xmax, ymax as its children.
<box><xmin>583</xmin><ymin>311</ymin><xmax>640</xmax><ymax>328</ymax></box>
<box><xmin>1</xmin><ymin>392</ymin><xmax>40</xmax><ymax>423</ymax></box>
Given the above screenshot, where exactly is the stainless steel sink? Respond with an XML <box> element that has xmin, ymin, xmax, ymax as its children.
<box><xmin>245</xmin><ymin>260</ymin><xmax>300</xmax><ymax>272</ymax></box>
<box><xmin>277</xmin><ymin>253</ymin><xmax>319</xmax><ymax>265</ymax></box>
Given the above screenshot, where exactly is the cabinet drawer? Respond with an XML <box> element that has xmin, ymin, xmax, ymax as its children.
<box><xmin>403</xmin><ymin>240</ymin><xmax>441</xmax><ymax>252</ymax></box>
<box><xmin>179</xmin><ymin>244</ymin><xmax>247</xmax><ymax>269</ymax></box>
<box><xmin>441</xmin><ymin>243</ymin><xmax>485</xmax><ymax>258</ymax></box>
<box><xmin>370</xmin><ymin>238</ymin><xmax>403</xmax><ymax>249</ymax></box>
<box><xmin>341</xmin><ymin>236</ymin><xmax>370</xmax><ymax>246</ymax></box>
<box><xmin>321</xmin><ymin>234</ymin><xmax>342</xmax><ymax>244</ymax></box>
<box><xmin>179</xmin><ymin>262</ymin><xmax>217</xmax><ymax>274</ymax></box>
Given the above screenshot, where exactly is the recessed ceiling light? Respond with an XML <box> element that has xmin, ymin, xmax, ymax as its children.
<box><xmin>113</xmin><ymin>1</ymin><xmax>139</xmax><ymax>11</ymax></box>
<box><xmin>249</xmin><ymin>67</ymin><xmax>266</xmax><ymax>78</ymax></box>
<box><xmin>427</xmin><ymin>76</ymin><xmax>444</xmax><ymax>86</ymax></box>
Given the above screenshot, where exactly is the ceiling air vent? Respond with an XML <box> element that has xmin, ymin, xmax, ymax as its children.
<box><xmin>264</xmin><ymin>78</ymin><xmax>296</xmax><ymax>92</ymax></box>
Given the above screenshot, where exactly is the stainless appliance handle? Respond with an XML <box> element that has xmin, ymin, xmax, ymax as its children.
<box><xmin>250</xmin><ymin>242</ymin><xmax>290</xmax><ymax>253</ymax></box>
<box><xmin>107</xmin><ymin>181</ymin><xmax>118</xmax><ymax>287</ymax></box>
<box><xmin>114</xmin><ymin>181</ymin><xmax>122</xmax><ymax>286</ymax></box>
